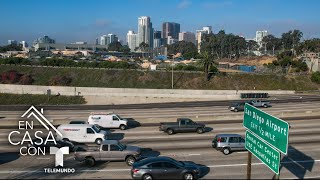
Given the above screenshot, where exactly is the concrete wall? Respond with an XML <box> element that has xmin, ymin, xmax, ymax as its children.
<box><xmin>0</xmin><ymin>84</ymin><xmax>295</xmax><ymax>105</ymax></box>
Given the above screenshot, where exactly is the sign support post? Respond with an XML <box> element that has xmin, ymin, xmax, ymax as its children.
<box><xmin>247</xmin><ymin>151</ymin><xmax>252</xmax><ymax>180</ymax></box>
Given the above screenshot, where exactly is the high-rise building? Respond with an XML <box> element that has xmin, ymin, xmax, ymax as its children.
<box><xmin>153</xmin><ymin>30</ymin><xmax>163</xmax><ymax>48</ymax></box>
<box><xmin>196</xmin><ymin>26</ymin><xmax>213</xmax><ymax>52</ymax></box>
<box><xmin>167</xmin><ymin>36</ymin><xmax>177</xmax><ymax>45</ymax></box>
<box><xmin>107</xmin><ymin>34</ymin><xmax>118</xmax><ymax>45</ymax></box>
<box><xmin>162</xmin><ymin>22</ymin><xmax>180</xmax><ymax>40</ymax></box>
<box><xmin>202</xmin><ymin>26</ymin><xmax>212</xmax><ymax>34</ymax></box>
<box><xmin>95</xmin><ymin>38</ymin><xmax>99</xmax><ymax>45</ymax></box>
<box><xmin>127</xmin><ymin>30</ymin><xmax>138</xmax><ymax>52</ymax></box>
<box><xmin>138</xmin><ymin>16</ymin><xmax>154</xmax><ymax>49</ymax></box>
<box><xmin>19</xmin><ymin>41</ymin><xmax>28</xmax><ymax>48</ymax></box>
<box><xmin>179</xmin><ymin>32</ymin><xmax>196</xmax><ymax>45</ymax></box>
<box><xmin>8</xmin><ymin>40</ymin><xmax>17</xmax><ymax>45</ymax></box>
<box><xmin>255</xmin><ymin>30</ymin><xmax>268</xmax><ymax>47</ymax></box>
<box><xmin>154</xmin><ymin>31</ymin><xmax>162</xmax><ymax>39</ymax></box>
<box><xmin>34</xmin><ymin>35</ymin><xmax>55</xmax><ymax>45</ymax></box>
<box><xmin>100</xmin><ymin>35</ymin><xmax>107</xmax><ymax>45</ymax></box>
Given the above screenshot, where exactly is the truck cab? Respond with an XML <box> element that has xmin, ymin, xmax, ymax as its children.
<box><xmin>74</xmin><ymin>140</ymin><xmax>141</xmax><ymax>166</ymax></box>
<box><xmin>159</xmin><ymin>118</ymin><xmax>205</xmax><ymax>135</ymax></box>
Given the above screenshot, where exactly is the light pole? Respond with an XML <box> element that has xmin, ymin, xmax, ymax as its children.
<box><xmin>172</xmin><ymin>55</ymin><xmax>174</xmax><ymax>89</ymax></box>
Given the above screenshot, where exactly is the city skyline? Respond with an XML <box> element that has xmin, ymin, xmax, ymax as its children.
<box><xmin>1</xmin><ymin>0</ymin><xmax>320</xmax><ymax>45</ymax></box>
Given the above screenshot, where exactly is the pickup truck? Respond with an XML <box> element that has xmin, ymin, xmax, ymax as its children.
<box><xmin>248</xmin><ymin>100</ymin><xmax>271</xmax><ymax>108</ymax></box>
<box><xmin>74</xmin><ymin>140</ymin><xmax>141</xmax><ymax>166</ymax></box>
<box><xmin>159</xmin><ymin>118</ymin><xmax>205</xmax><ymax>135</ymax></box>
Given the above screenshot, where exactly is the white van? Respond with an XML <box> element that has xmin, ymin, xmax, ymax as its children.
<box><xmin>57</xmin><ymin>124</ymin><xmax>108</xmax><ymax>145</ymax></box>
<box><xmin>88</xmin><ymin>112</ymin><xmax>128</xmax><ymax>130</ymax></box>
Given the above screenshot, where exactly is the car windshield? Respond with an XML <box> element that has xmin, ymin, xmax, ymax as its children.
<box><xmin>118</xmin><ymin>143</ymin><xmax>126</xmax><ymax>150</ymax></box>
<box><xmin>92</xmin><ymin>125</ymin><xmax>100</xmax><ymax>133</ymax></box>
<box><xmin>116</xmin><ymin>115</ymin><xmax>122</xmax><ymax>120</ymax></box>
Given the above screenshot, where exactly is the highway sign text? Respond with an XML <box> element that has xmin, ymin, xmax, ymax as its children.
<box><xmin>243</xmin><ymin>103</ymin><xmax>289</xmax><ymax>154</ymax></box>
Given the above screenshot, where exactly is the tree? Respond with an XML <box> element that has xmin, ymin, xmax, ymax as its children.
<box><xmin>167</xmin><ymin>41</ymin><xmax>198</xmax><ymax>59</ymax></box>
<box><xmin>120</xmin><ymin>45</ymin><xmax>131</xmax><ymax>54</ymax></box>
<box><xmin>262</xmin><ymin>35</ymin><xmax>282</xmax><ymax>55</ymax></box>
<box><xmin>108</xmin><ymin>41</ymin><xmax>122</xmax><ymax>52</ymax></box>
<box><xmin>0</xmin><ymin>44</ymin><xmax>23</xmax><ymax>52</ymax></box>
<box><xmin>198</xmin><ymin>51</ymin><xmax>216</xmax><ymax>77</ymax></box>
<box><xmin>200</xmin><ymin>30</ymin><xmax>247</xmax><ymax>60</ymax></box>
<box><xmin>246</xmin><ymin>40</ymin><xmax>259</xmax><ymax>52</ymax></box>
<box><xmin>295</xmin><ymin>38</ymin><xmax>320</xmax><ymax>55</ymax></box>
<box><xmin>137</xmin><ymin>42</ymin><xmax>149</xmax><ymax>52</ymax></box>
<box><xmin>281</xmin><ymin>30</ymin><xmax>303</xmax><ymax>51</ymax></box>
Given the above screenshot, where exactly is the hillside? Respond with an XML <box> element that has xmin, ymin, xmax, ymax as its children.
<box><xmin>0</xmin><ymin>65</ymin><xmax>319</xmax><ymax>90</ymax></box>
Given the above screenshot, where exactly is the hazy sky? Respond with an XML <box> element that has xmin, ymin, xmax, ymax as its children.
<box><xmin>1</xmin><ymin>0</ymin><xmax>320</xmax><ymax>45</ymax></box>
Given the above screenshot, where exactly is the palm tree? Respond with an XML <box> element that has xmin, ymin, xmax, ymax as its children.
<box><xmin>199</xmin><ymin>51</ymin><xmax>215</xmax><ymax>76</ymax></box>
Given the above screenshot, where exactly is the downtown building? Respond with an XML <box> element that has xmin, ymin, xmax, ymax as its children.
<box><xmin>127</xmin><ymin>30</ymin><xmax>138</xmax><ymax>52</ymax></box>
<box><xmin>179</xmin><ymin>32</ymin><xmax>196</xmax><ymax>45</ymax></box>
<box><xmin>138</xmin><ymin>16</ymin><xmax>154</xmax><ymax>50</ymax></box>
<box><xmin>99</xmin><ymin>34</ymin><xmax>118</xmax><ymax>46</ymax></box>
<box><xmin>196</xmin><ymin>26</ymin><xmax>212</xmax><ymax>52</ymax></box>
<box><xmin>153</xmin><ymin>30</ymin><xmax>164</xmax><ymax>48</ymax></box>
<box><xmin>255</xmin><ymin>30</ymin><xmax>268</xmax><ymax>47</ymax></box>
<box><xmin>8</xmin><ymin>40</ymin><xmax>17</xmax><ymax>45</ymax></box>
<box><xmin>33</xmin><ymin>35</ymin><xmax>55</xmax><ymax>46</ymax></box>
<box><xmin>162</xmin><ymin>22</ymin><xmax>180</xmax><ymax>40</ymax></box>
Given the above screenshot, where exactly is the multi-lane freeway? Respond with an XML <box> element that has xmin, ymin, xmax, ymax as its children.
<box><xmin>0</xmin><ymin>98</ymin><xmax>320</xmax><ymax>179</ymax></box>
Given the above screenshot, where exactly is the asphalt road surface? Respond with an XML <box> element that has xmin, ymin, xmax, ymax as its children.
<box><xmin>0</xmin><ymin>100</ymin><xmax>320</xmax><ymax>179</ymax></box>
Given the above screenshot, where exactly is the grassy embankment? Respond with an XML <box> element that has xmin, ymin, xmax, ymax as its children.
<box><xmin>0</xmin><ymin>65</ymin><xmax>319</xmax><ymax>91</ymax></box>
<box><xmin>0</xmin><ymin>93</ymin><xmax>86</xmax><ymax>105</ymax></box>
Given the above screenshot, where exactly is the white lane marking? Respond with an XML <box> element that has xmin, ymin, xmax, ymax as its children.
<box><xmin>236</xmin><ymin>152</ymin><xmax>248</xmax><ymax>154</ymax></box>
<box><xmin>189</xmin><ymin>154</ymin><xmax>201</xmax><ymax>156</ymax></box>
<box><xmin>81</xmin><ymin>169</ymin><xmax>130</xmax><ymax>172</ymax></box>
<box><xmin>283</xmin><ymin>175</ymin><xmax>320</xmax><ymax>179</ymax></box>
<box><xmin>0</xmin><ymin>159</ymin><xmax>319</xmax><ymax>174</ymax></box>
<box><xmin>36</xmin><ymin>158</ymin><xmax>50</xmax><ymax>160</ymax></box>
<box><xmin>0</xmin><ymin>170</ymin><xmax>41</xmax><ymax>174</ymax></box>
<box><xmin>208</xmin><ymin>159</ymin><xmax>320</xmax><ymax>168</ymax></box>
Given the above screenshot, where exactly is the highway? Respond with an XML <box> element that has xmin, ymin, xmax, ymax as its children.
<box><xmin>0</xmin><ymin>100</ymin><xmax>320</xmax><ymax>179</ymax></box>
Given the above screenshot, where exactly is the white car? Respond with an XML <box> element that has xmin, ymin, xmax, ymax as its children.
<box><xmin>88</xmin><ymin>112</ymin><xmax>128</xmax><ymax>130</ymax></box>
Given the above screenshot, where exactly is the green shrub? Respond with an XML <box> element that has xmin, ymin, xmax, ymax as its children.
<box><xmin>311</xmin><ymin>72</ymin><xmax>320</xmax><ymax>84</ymax></box>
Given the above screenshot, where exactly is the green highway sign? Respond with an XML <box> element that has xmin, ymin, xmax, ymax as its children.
<box><xmin>245</xmin><ymin>130</ymin><xmax>280</xmax><ymax>175</ymax></box>
<box><xmin>243</xmin><ymin>103</ymin><xmax>289</xmax><ymax>154</ymax></box>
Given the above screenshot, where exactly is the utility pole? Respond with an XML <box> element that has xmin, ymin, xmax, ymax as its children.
<box><xmin>172</xmin><ymin>55</ymin><xmax>174</xmax><ymax>89</ymax></box>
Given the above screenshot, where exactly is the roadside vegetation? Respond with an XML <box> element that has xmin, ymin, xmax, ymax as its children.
<box><xmin>0</xmin><ymin>66</ymin><xmax>318</xmax><ymax>90</ymax></box>
<box><xmin>0</xmin><ymin>93</ymin><xmax>86</xmax><ymax>105</ymax></box>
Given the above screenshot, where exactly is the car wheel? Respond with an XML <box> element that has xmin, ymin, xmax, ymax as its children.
<box><xmin>142</xmin><ymin>174</ymin><xmax>153</xmax><ymax>180</ymax></box>
<box><xmin>184</xmin><ymin>172</ymin><xmax>194</xmax><ymax>180</ymax></box>
<box><xmin>212</xmin><ymin>142</ymin><xmax>216</xmax><ymax>148</ymax></box>
<box><xmin>95</xmin><ymin>138</ymin><xmax>102</xmax><ymax>145</ymax></box>
<box><xmin>126</xmin><ymin>156</ymin><xmax>136</xmax><ymax>166</ymax></box>
<box><xmin>120</xmin><ymin>124</ymin><xmax>127</xmax><ymax>130</ymax></box>
<box><xmin>84</xmin><ymin>157</ymin><xmax>95</xmax><ymax>167</ymax></box>
<box><xmin>223</xmin><ymin>148</ymin><xmax>231</xmax><ymax>155</ymax></box>
<box><xmin>196</xmin><ymin>128</ymin><xmax>204</xmax><ymax>134</ymax></box>
<box><xmin>263</xmin><ymin>104</ymin><xmax>268</xmax><ymax>108</ymax></box>
<box><xmin>234</xmin><ymin>108</ymin><xmax>238</xmax><ymax>112</ymax></box>
<box><xmin>167</xmin><ymin>129</ymin><xmax>174</xmax><ymax>135</ymax></box>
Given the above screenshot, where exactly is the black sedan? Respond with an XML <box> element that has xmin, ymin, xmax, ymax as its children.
<box><xmin>131</xmin><ymin>156</ymin><xmax>200</xmax><ymax>180</ymax></box>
